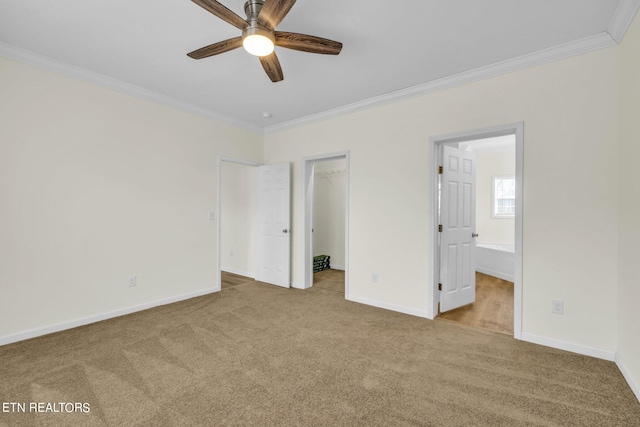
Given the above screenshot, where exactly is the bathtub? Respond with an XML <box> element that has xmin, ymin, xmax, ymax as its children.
<box><xmin>475</xmin><ymin>242</ymin><xmax>515</xmax><ymax>282</ymax></box>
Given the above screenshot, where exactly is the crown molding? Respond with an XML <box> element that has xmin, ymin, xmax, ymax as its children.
<box><xmin>265</xmin><ymin>32</ymin><xmax>617</xmax><ymax>134</ymax></box>
<box><xmin>608</xmin><ymin>0</ymin><xmax>640</xmax><ymax>43</ymax></box>
<box><xmin>0</xmin><ymin>42</ymin><xmax>263</xmax><ymax>134</ymax></box>
<box><xmin>5</xmin><ymin>0</ymin><xmax>639</xmax><ymax>138</ymax></box>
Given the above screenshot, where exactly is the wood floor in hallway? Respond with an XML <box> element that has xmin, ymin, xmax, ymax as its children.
<box><xmin>221</xmin><ymin>271</ymin><xmax>255</xmax><ymax>289</ymax></box>
<box><xmin>312</xmin><ymin>269</ymin><xmax>345</xmax><ymax>294</ymax></box>
<box><xmin>222</xmin><ymin>270</ymin><xmax>512</xmax><ymax>335</ymax></box>
<box><xmin>221</xmin><ymin>269</ymin><xmax>346</xmax><ymax>292</ymax></box>
<box><xmin>437</xmin><ymin>272</ymin><xmax>514</xmax><ymax>335</ymax></box>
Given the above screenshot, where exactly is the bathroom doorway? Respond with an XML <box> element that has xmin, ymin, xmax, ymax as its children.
<box><xmin>428</xmin><ymin>123</ymin><xmax>523</xmax><ymax>337</ymax></box>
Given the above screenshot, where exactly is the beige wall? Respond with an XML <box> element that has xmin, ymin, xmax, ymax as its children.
<box><xmin>265</xmin><ymin>46</ymin><xmax>619</xmax><ymax>353</ymax></box>
<box><xmin>2</xmin><ymin>16</ymin><xmax>639</xmax><ymax>394</ymax></box>
<box><xmin>618</xmin><ymin>10</ymin><xmax>640</xmax><ymax>399</ymax></box>
<box><xmin>0</xmin><ymin>57</ymin><xmax>263</xmax><ymax>341</ymax></box>
<box><xmin>475</xmin><ymin>148</ymin><xmax>516</xmax><ymax>245</ymax></box>
<box><xmin>220</xmin><ymin>162</ymin><xmax>257</xmax><ymax>277</ymax></box>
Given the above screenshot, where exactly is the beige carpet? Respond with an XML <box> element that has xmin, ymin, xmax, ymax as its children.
<box><xmin>1</xmin><ymin>272</ymin><xmax>639</xmax><ymax>426</ymax></box>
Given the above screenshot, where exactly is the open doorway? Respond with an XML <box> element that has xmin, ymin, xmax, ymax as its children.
<box><xmin>428</xmin><ymin>123</ymin><xmax>523</xmax><ymax>338</ymax></box>
<box><xmin>302</xmin><ymin>151</ymin><xmax>350</xmax><ymax>296</ymax></box>
<box><xmin>217</xmin><ymin>157</ymin><xmax>261</xmax><ymax>290</ymax></box>
<box><xmin>438</xmin><ymin>135</ymin><xmax>516</xmax><ymax>334</ymax></box>
<box><xmin>217</xmin><ymin>156</ymin><xmax>292</xmax><ymax>290</ymax></box>
<box><xmin>310</xmin><ymin>158</ymin><xmax>347</xmax><ymax>294</ymax></box>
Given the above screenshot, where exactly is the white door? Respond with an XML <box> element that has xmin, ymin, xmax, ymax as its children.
<box><xmin>440</xmin><ymin>146</ymin><xmax>477</xmax><ymax>312</ymax></box>
<box><xmin>256</xmin><ymin>162</ymin><xmax>291</xmax><ymax>288</ymax></box>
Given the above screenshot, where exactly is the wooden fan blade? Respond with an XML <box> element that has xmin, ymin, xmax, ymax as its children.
<box><xmin>275</xmin><ymin>32</ymin><xmax>342</xmax><ymax>55</ymax></box>
<box><xmin>257</xmin><ymin>0</ymin><xmax>296</xmax><ymax>30</ymax></box>
<box><xmin>187</xmin><ymin>37</ymin><xmax>243</xmax><ymax>59</ymax></box>
<box><xmin>259</xmin><ymin>52</ymin><xmax>284</xmax><ymax>82</ymax></box>
<box><xmin>192</xmin><ymin>0</ymin><xmax>246</xmax><ymax>30</ymax></box>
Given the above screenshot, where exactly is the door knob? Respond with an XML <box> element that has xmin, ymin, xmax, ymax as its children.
<box><xmin>283</xmin><ymin>229</ymin><xmax>289</xmax><ymax>233</ymax></box>
<box><xmin>472</xmin><ymin>233</ymin><xmax>479</xmax><ymax>238</ymax></box>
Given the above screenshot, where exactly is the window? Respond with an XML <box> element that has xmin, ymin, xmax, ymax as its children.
<box><xmin>492</xmin><ymin>176</ymin><xmax>515</xmax><ymax>218</ymax></box>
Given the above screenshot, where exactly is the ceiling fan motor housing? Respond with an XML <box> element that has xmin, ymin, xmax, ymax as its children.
<box><xmin>242</xmin><ymin>0</ymin><xmax>274</xmax><ymax>45</ymax></box>
<box><xmin>244</xmin><ymin>0</ymin><xmax>264</xmax><ymax>19</ymax></box>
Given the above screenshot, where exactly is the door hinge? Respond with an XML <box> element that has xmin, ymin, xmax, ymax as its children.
<box><xmin>438</xmin><ymin>166</ymin><xmax>443</xmax><ymax>174</ymax></box>
<box><xmin>438</xmin><ymin>224</ymin><xmax>442</xmax><ymax>232</ymax></box>
<box><xmin>438</xmin><ymin>283</ymin><xmax>442</xmax><ymax>291</ymax></box>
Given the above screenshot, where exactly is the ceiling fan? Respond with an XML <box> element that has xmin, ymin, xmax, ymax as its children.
<box><xmin>187</xmin><ymin>0</ymin><xmax>343</xmax><ymax>82</ymax></box>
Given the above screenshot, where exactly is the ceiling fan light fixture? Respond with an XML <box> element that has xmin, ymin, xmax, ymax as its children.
<box><xmin>188</xmin><ymin>0</ymin><xmax>343</xmax><ymax>82</ymax></box>
<box><xmin>242</xmin><ymin>26</ymin><xmax>275</xmax><ymax>57</ymax></box>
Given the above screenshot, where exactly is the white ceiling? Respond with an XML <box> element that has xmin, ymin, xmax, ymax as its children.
<box><xmin>0</xmin><ymin>0</ymin><xmax>636</xmax><ymax>132</ymax></box>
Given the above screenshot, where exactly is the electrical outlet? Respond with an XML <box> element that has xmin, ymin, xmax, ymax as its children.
<box><xmin>552</xmin><ymin>300</ymin><xmax>564</xmax><ymax>314</ymax></box>
<box><xmin>128</xmin><ymin>275</ymin><xmax>137</xmax><ymax>288</ymax></box>
<box><xmin>230</xmin><ymin>250</ymin><xmax>234</xmax><ymax>258</ymax></box>
<box><xmin>371</xmin><ymin>273</ymin><xmax>378</xmax><ymax>283</ymax></box>
<box><xmin>208</xmin><ymin>211</ymin><xmax>215</xmax><ymax>221</ymax></box>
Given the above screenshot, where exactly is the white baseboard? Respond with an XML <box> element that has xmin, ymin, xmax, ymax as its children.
<box><xmin>615</xmin><ymin>353</ymin><xmax>640</xmax><ymax>403</ymax></box>
<box><xmin>475</xmin><ymin>267</ymin><xmax>514</xmax><ymax>282</ymax></box>
<box><xmin>0</xmin><ymin>288</ymin><xmax>217</xmax><ymax>347</ymax></box>
<box><xmin>520</xmin><ymin>332</ymin><xmax>615</xmax><ymax>361</ymax></box>
<box><xmin>330</xmin><ymin>265</ymin><xmax>345</xmax><ymax>271</ymax></box>
<box><xmin>290</xmin><ymin>281</ymin><xmax>305</xmax><ymax>289</ymax></box>
<box><xmin>221</xmin><ymin>268</ymin><xmax>255</xmax><ymax>279</ymax></box>
<box><xmin>346</xmin><ymin>294</ymin><xmax>429</xmax><ymax>318</ymax></box>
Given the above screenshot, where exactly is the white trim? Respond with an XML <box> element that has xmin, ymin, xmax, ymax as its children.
<box><xmin>428</xmin><ymin>122</ymin><xmax>524</xmax><ymax>338</ymax></box>
<box><xmin>0</xmin><ymin>288</ymin><xmax>216</xmax><ymax>347</ymax></box>
<box><xmin>0</xmin><ymin>43</ymin><xmax>262</xmax><ymax>134</ymax></box>
<box><xmin>346</xmin><ymin>295</ymin><xmax>429</xmax><ymax>319</ymax></box>
<box><xmin>219</xmin><ymin>156</ymin><xmax>264</xmax><ymax>167</ymax></box>
<box><xmin>513</xmin><ymin>124</ymin><xmax>524</xmax><ymax>339</ymax></box>
<box><xmin>291</xmin><ymin>281</ymin><xmax>304</xmax><ymax>290</ymax></box>
<box><xmin>303</xmin><ymin>151</ymin><xmax>351</xmax><ymax>162</ymax></box>
<box><xmin>475</xmin><ymin>267</ymin><xmax>514</xmax><ymax>283</ymax></box>
<box><xmin>521</xmin><ymin>333</ymin><xmax>615</xmax><ymax>362</ymax></box>
<box><xmin>4</xmin><ymin>21</ymin><xmax>634</xmax><ymax>137</ymax></box>
<box><xmin>264</xmin><ymin>34</ymin><xmax>615</xmax><ymax>134</ymax></box>
<box><xmin>608</xmin><ymin>0</ymin><xmax>640</xmax><ymax>43</ymax></box>
<box><xmin>221</xmin><ymin>268</ymin><xmax>255</xmax><ymax>279</ymax></box>
<box><xmin>615</xmin><ymin>353</ymin><xmax>640</xmax><ymax>403</ymax></box>
<box><xmin>315</xmin><ymin>168</ymin><xmax>347</xmax><ymax>177</ymax></box>
<box><xmin>7</xmin><ymin>5</ymin><xmax>640</xmax><ymax>139</ymax></box>
<box><xmin>217</xmin><ymin>156</ymin><xmax>263</xmax><ymax>293</ymax></box>
<box><xmin>427</xmin><ymin>137</ymin><xmax>440</xmax><ymax>321</ymax></box>
<box><xmin>303</xmin><ymin>160</ymin><xmax>315</xmax><ymax>290</ymax></box>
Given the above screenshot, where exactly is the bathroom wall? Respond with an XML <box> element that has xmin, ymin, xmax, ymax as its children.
<box><xmin>474</xmin><ymin>143</ymin><xmax>516</xmax><ymax>244</ymax></box>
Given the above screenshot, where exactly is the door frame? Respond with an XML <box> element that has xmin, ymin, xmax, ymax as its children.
<box><xmin>216</xmin><ymin>155</ymin><xmax>262</xmax><ymax>291</ymax></box>
<box><xmin>302</xmin><ymin>151</ymin><xmax>350</xmax><ymax>296</ymax></box>
<box><xmin>427</xmin><ymin>122</ymin><xmax>524</xmax><ymax>339</ymax></box>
